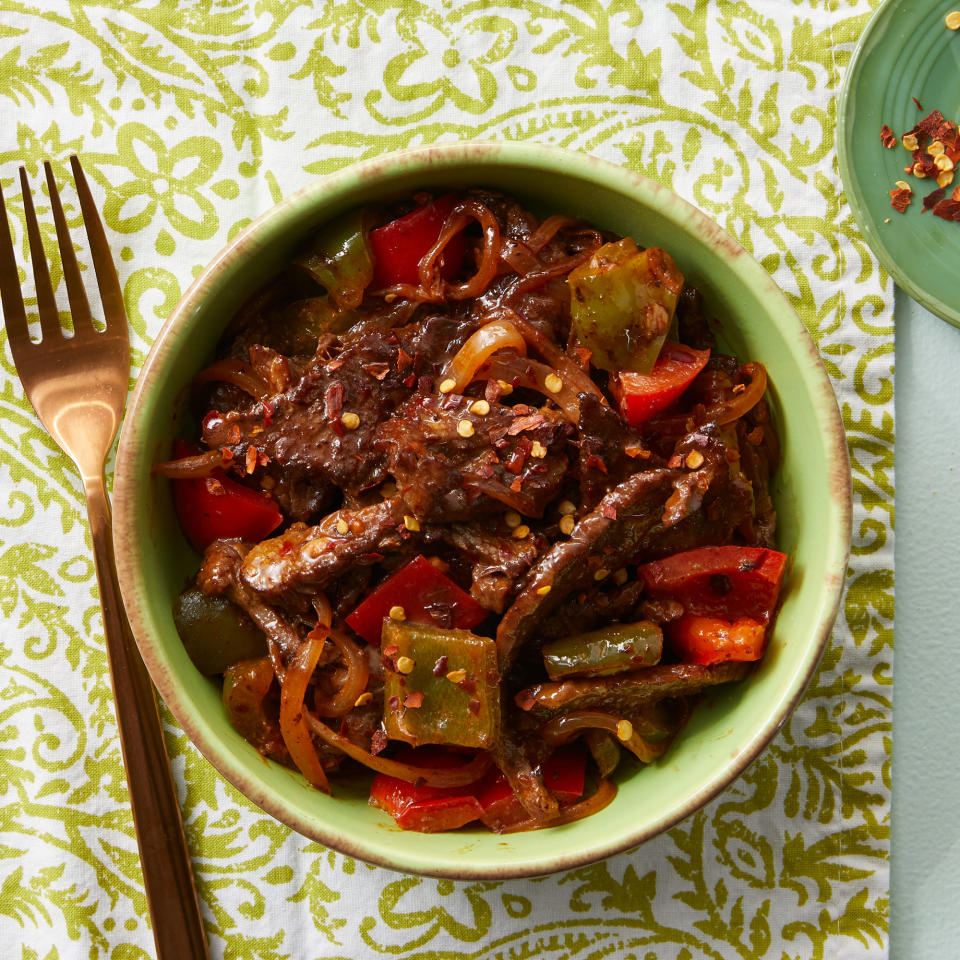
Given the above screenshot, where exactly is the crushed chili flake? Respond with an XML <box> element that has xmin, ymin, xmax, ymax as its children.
<box><xmin>601</xmin><ymin>502</ymin><xmax>618</xmax><ymax>520</ymax></box>
<box><xmin>245</xmin><ymin>445</ymin><xmax>259</xmax><ymax>474</ymax></box>
<box><xmin>262</xmin><ymin>400</ymin><xmax>274</xmax><ymax>427</ymax></box>
<box><xmin>370</xmin><ymin>729</ymin><xmax>388</xmax><ymax>755</ymax></box>
<box><xmin>932</xmin><ymin>196</ymin><xmax>960</xmax><ymax>221</ymax></box>
<box><xmin>432</xmin><ymin>655</ymin><xmax>448</xmax><ymax>677</ymax></box>
<box><xmin>515</xmin><ymin>690</ymin><xmax>535</xmax><ymax>712</ymax></box>
<box><xmin>228</xmin><ymin>424</ymin><xmax>242</xmax><ymax>444</ymax></box>
<box><xmin>507</xmin><ymin>413</ymin><xmax>546</xmax><ymax>435</ymax></box>
<box><xmin>880</xmin><ymin>124</ymin><xmax>897</xmax><ymax>149</ymax></box>
<box><xmin>204</xmin><ymin>476</ymin><xmax>225</xmax><ymax>496</ymax></box>
<box><xmin>403</xmin><ymin>691</ymin><xmax>424</xmax><ymax>709</ymax></box>
<box><xmin>388</xmin><ymin>695</ymin><xmax>400</xmax><ymax>711</ymax></box>
<box><xmin>383</xmin><ymin>644</ymin><xmax>399</xmax><ymax>659</ymax></box>
<box><xmin>279</xmin><ymin>539</ymin><xmax>292</xmax><ymax>556</ymax></box>
<box><xmin>923</xmin><ymin>187</ymin><xmax>947</xmax><ymax>212</ymax></box>
<box><xmin>747</xmin><ymin>426</ymin><xmax>765</xmax><ymax>446</ymax></box>
<box><xmin>396</xmin><ymin>347</ymin><xmax>413</xmax><ymax>372</ymax></box>
<box><xmin>457</xmin><ymin>678</ymin><xmax>477</xmax><ymax>694</ymax></box>
<box><xmin>509</xmin><ymin>475</ymin><xmax>524</xmax><ymax>492</ymax></box>
<box><xmin>468</xmin><ymin>699</ymin><xmax>481</xmax><ymax>716</ymax></box>
<box><xmin>220</xmin><ymin>447</ymin><xmax>234</xmax><ymax>464</ymax></box>
<box><xmin>912</xmin><ymin>97</ymin><xmax>924</xmax><ymax>111</ymax></box>
<box><xmin>324</xmin><ymin>381</ymin><xmax>344</xmax><ymax>421</ymax></box>
<box><xmin>364</xmin><ymin>362</ymin><xmax>390</xmax><ymax>381</ymax></box>
<box><xmin>889</xmin><ymin>186</ymin><xmax>912</xmax><ymax>213</ymax></box>
<box><xmin>484</xmin><ymin>379</ymin><xmax>502</xmax><ymax>404</ymax></box>
<box><xmin>666</xmin><ymin>454</ymin><xmax>684</xmax><ymax>469</ymax></box>
<box><xmin>584</xmin><ymin>454</ymin><xmax>607</xmax><ymax>474</ymax></box>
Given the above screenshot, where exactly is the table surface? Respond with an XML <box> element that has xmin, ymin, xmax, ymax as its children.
<box><xmin>891</xmin><ymin>288</ymin><xmax>960</xmax><ymax>954</ymax></box>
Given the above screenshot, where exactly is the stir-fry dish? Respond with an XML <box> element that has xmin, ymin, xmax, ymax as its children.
<box><xmin>159</xmin><ymin>190</ymin><xmax>786</xmax><ymax>834</ymax></box>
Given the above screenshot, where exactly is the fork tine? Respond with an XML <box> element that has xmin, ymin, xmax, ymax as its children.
<box><xmin>19</xmin><ymin>167</ymin><xmax>61</xmax><ymax>343</ymax></box>
<box><xmin>0</xmin><ymin>179</ymin><xmax>30</xmax><ymax>358</ymax></box>
<box><xmin>44</xmin><ymin>162</ymin><xmax>95</xmax><ymax>336</ymax></box>
<box><xmin>69</xmin><ymin>156</ymin><xmax>126</xmax><ymax>336</ymax></box>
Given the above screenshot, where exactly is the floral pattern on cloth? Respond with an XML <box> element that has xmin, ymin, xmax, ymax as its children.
<box><xmin>0</xmin><ymin>2</ymin><xmax>892</xmax><ymax>958</ymax></box>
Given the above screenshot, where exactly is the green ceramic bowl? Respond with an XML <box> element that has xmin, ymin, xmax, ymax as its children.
<box><xmin>113</xmin><ymin>142</ymin><xmax>851</xmax><ymax>879</ymax></box>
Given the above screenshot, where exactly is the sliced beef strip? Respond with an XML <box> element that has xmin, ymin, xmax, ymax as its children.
<box><xmin>202</xmin><ymin>315</ymin><xmax>480</xmax><ymax>511</ymax></box>
<box><xmin>536</xmin><ymin>579</ymin><xmax>645</xmax><ymax>642</ymax></box>
<box><xmin>439</xmin><ymin>522</ymin><xmax>541</xmax><ymax>613</ymax></box>
<box><xmin>240</xmin><ymin>497</ymin><xmax>409</xmax><ymax>597</ymax></box>
<box><xmin>198</xmin><ymin>539</ymin><xmax>303</xmax><ymax>671</ymax></box>
<box><xmin>735</xmin><ymin>399</ymin><xmax>778</xmax><ymax>548</ymax></box>
<box><xmin>514</xmin><ymin>661</ymin><xmax>752</xmax><ymax>720</ymax></box>
<box><xmin>376</xmin><ymin>394</ymin><xmax>572</xmax><ymax>522</ymax></box>
<box><xmin>495</xmin><ymin>467</ymin><xmax>678</xmax><ymax>671</ymax></box>
<box><xmin>576</xmin><ymin>392</ymin><xmax>642</xmax><ymax>510</ymax></box>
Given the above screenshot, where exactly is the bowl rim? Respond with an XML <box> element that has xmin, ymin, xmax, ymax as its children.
<box><xmin>113</xmin><ymin>140</ymin><xmax>852</xmax><ymax>878</ymax></box>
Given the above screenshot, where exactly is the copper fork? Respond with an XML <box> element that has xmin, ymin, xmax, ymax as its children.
<box><xmin>0</xmin><ymin>158</ymin><xmax>209</xmax><ymax>959</ymax></box>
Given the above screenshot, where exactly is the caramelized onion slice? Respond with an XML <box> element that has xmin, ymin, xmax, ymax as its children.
<box><xmin>441</xmin><ymin>319</ymin><xmax>527</xmax><ymax>393</ymax></box>
<box><xmin>305</xmin><ymin>714</ymin><xmax>493</xmax><ymax>787</ymax></box>
<box><xmin>153</xmin><ymin>449</ymin><xmax>225</xmax><ymax>478</ymax></box>
<box><xmin>711</xmin><ymin>362</ymin><xmax>768</xmax><ymax>425</ymax></box>
<box><xmin>539</xmin><ymin>710</ymin><xmax>669</xmax><ymax>764</ymax></box>
<box><xmin>192</xmin><ymin>358</ymin><xmax>272</xmax><ymax>401</ymax></box>
<box><xmin>279</xmin><ymin>632</ymin><xmax>331</xmax><ymax>792</ymax></box>
<box><xmin>477</xmin><ymin>354</ymin><xmax>581</xmax><ymax>423</ymax></box>
<box><xmin>499</xmin><ymin>777</ymin><xmax>617</xmax><ymax>833</ymax></box>
<box><xmin>312</xmin><ymin>626</ymin><xmax>370</xmax><ymax>719</ymax></box>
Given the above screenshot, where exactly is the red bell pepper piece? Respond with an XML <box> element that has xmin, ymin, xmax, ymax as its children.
<box><xmin>477</xmin><ymin>747</ymin><xmax>586</xmax><ymax>831</ymax></box>
<box><xmin>369</xmin><ymin>747</ymin><xmax>485</xmax><ymax>832</ymax></box>
<box><xmin>669</xmin><ymin>615</ymin><xmax>768</xmax><ymax>665</ymax></box>
<box><xmin>637</xmin><ymin>545</ymin><xmax>786</xmax><ymax>623</ymax></box>
<box><xmin>169</xmin><ymin>440</ymin><xmax>283</xmax><ymax>552</ymax></box>
<box><xmin>369</xmin><ymin>194</ymin><xmax>466</xmax><ymax>288</ymax></box>
<box><xmin>612</xmin><ymin>342</ymin><xmax>710</xmax><ymax>426</ymax></box>
<box><xmin>345</xmin><ymin>555</ymin><xmax>487</xmax><ymax>644</ymax></box>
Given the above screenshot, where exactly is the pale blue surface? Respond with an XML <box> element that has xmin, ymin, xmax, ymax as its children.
<box><xmin>892</xmin><ymin>288</ymin><xmax>960</xmax><ymax>954</ymax></box>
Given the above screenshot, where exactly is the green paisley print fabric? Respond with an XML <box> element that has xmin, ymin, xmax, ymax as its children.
<box><xmin>0</xmin><ymin>1</ymin><xmax>892</xmax><ymax>957</ymax></box>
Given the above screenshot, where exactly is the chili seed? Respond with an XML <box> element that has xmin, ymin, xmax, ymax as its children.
<box><xmin>389</xmin><ymin>605</ymin><xmax>406</xmax><ymax>621</ymax></box>
<box><xmin>354</xmin><ymin>692</ymin><xmax>373</xmax><ymax>708</ymax></box>
<box><xmin>505</xmin><ymin>510</ymin><xmax>522</xmax><ymax>528</ymax></box>
<box><xmin>947</xmin><ymin>10</ymin><xmax>960</xmax><ymax>30</ymax></box>
<box><xmin>336</xmin><ymin>519</ymin><xmax>349</xmax><ymax>535</ymax></box>
<box><xmin>536</xmin><ymin>585</ymin><xmax>552</xmax><ymax>596</ymax></box>
<box><xmin>613</xmin><ymin>568</ymin><xmax>628</xmax><ymax>586</ymax></box>
<box><xmin>616</xmin><ymin>719</ymin><xmax>634</xmax><ymax>741</ymax></box>
<box><xmin>685</xmin><ymin>450</ymin><xmax>705</xmax><ymax>469</ymax></box>
<box><xmin>439</xmin><ymin>378</ymin><xmax>457</xmax><ymax>394</ymax></box>
<box><xmin>559</xmin><ymin>515</ymin><xmax>575</xmax><ymax>535</ymax></box>
<box><xmin>530</xmin><ymin>441</ymin><xmax>547</xmax><ymax>459</ymax></box>
<box><xmin>558</xmin><ymin>500</ymin><xmax>576</xmax><ymax>515</ymax></box>
<box><xmin>512</xmin><ymin>524</ymin><xmax>530</xmax><ymax>539</ymax></box>
<box><xmin>902</xmin><ymin>133</ymin><xmax>919</xmax><ymax>151</ymax></box>
<box><xmin>457</xmin><ymin>419</ymin><xmax>475</xmax><ymax>438</ymax></box>
<box><xmin>403</xmin><ymin>515</ymin><xmax>420</xmax><ymax>532</ymax></box>
<box><xmin>894</xmin><ymin>180</ymin><xmax>912</xmax><ymax>192</ymax></box>
<box><xmin>470</xmin><ymin>399</ymin><xmax>490</xmax><ymax>415</ymax></box>
<box><xmin>594</xmin><ymin>568</ymin><xmax>610</xmax><ymax>581</ymax></box>
<box><xmin>446</xmin><ymin>668</ymin><xmax>467</xmax><ymax>684</ymax></box>
<box><xmin>497</xmin><ymin>379</ymin><xmax>514</xmax><ymax>395</ymax></box>
<box><xmin>340</xmin><ymin>411</ymin><xmax>360</xmax><ymax>430</ymax></box>
<box><xmin>396</xmin><ymin>656</ymin><xmax>415</xmax><ymax>674</ymax></box>
<box><xmin>544</xmin><ymin>373</ymin><xmax>563</xmax><ymax>394</ymax></box>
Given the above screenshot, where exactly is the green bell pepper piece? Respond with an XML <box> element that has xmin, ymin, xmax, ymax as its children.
<box><xmin>293</xmin><ymin>207</ymin><xmax>374</xmax><ymax>311</ymax></box>
<box><xmin>541</xmin><ymin>621</ymin><xmax>663</xmax><ymax>681</ymax></box>
<box><xmin>568</xmin><ymin>238</ymin><xmax>684</xmax><ymax>373</ymax></box>
<box><xmin>174</xmin><ymin>587</ymin><xmax>267</xmax><ymax>675</ymax></box>
<box><xmin>382</xmin><ymin>620</ymin><xmax>500</xmax><ymax>749</ymax></box>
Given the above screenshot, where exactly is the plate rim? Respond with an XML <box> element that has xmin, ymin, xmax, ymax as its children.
<box><xmin>837</xmin><ymin>0</ymin><xmax>960</xmax><ymax>330</ymax></box>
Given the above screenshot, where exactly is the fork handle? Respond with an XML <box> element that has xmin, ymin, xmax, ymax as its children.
<box><xmin>85</xmin><ymin>479</ymin><xmax>210</xmax><ymax>959</ymax></box>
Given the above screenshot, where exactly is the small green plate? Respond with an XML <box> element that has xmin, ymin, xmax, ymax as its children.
<box><xmin>838</xmin><ymin>0</ymin><xmax>960</xmax><ymax>329</ymax></box>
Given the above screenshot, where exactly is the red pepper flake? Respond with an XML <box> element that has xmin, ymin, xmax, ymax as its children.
<box><xmin>507</xmin><ymin>413</ymin><xmax>545</xmax><ymax>436</ymax></box>
<box><xmin>364</xmin><ymin>362</ymin><xmax>390</xmax><ymax>381</ymax></box>
<box><xmin>912</xmin><ymin>97</ymin><xmax>924</xmax><ymax>111</ymax></box>
<box><xmin>923</xmin><ymin>187</ymin><xmax>947</xmax><ymax>212</ymax></box>
<box><xmin>220</xmin><ymin>447</ymin><xmax>234</xmax><ymax>464</ymax></box>
<box><xmin>370</xmin><ymin>729</ymin><xmax>388</xmax><ymax>755</ymax></box>
<box><xmin>484</xmin><ymin>379</ymin><xmax>502</xmax><ymax>404</ymax></box>
<box><xmin>468</xmin><ymin>699</ymin><xmax>481</xmax><ymax>716</ymax></box>
<box><xmin>403</xmin><ymin>691</ymin><xmax>424</xmax><ymax>709</ymax></box>
<box><xmin>403</xmin><ymin>373</ymin><xmax>417</xmax><ymax>388</ymax></box>
<box><xmin>509</xmin><ymin>475</ymin><xmax>524</xmax><ymax>492</ymax></box>
<box><xmin>880</xmin><ymin>124</ymin><xmax>897</xmax><ymax>149</ymax></box>
<box><xmin>667</xmin><ymin>454</ymin><xmax>684</xmax><ymax>469</ymax></box>
<box><xmin>584</xmin><ymin>454</ymin><xmax>607</xmax><ymax>474</ymax></box>
<box><xmin>474</xmin><ymin>463</ymin><xmax>495</xmax><ymax>479</ymax></box>
<box><xmin>262</xmin><ymin>400</ymin><xmax>274</xmax><ymax>427</ymax></box>
<box><xmin>245</xmin><ymin>445</ymin><xmax>258</xmax><ymax>474</ymax></box>
<box><xmin>432</xmin><ymin>655</ymin><xmax>448</xmax><ymax>677</ymax></box>
<box><xmin>228</xmin><ymin>424</ymin><xmax>242</xmax><ymax>444</ymax></box>
<box><xmin>325</xmin><ymin>358</ymin><xmax>345</xmax><ymax>373</ymax></box>
<box><xmin>889</xmin><ymin>186</ymin><xmax>912</xmax><ymax>213</ymax></box>
<box><xmin>279</xmin><ymin>540</ymin><xmax>292</xmax><ymax>556</ymax></box>
<box><xmin>204</xmin><ymin>476</ymin><xmax>225</xmax><ymax>496</ymax></box>
<box><xmin>457</xmin><ymin>678</ymin><xmax>477</xmax><ymax>694</ymax></box>
<box><xmin>503</xmin><ymin>449</ymin><xmax>526</xmax><ymax>475</ymax></box>
<box><xmin>383</xmin><ymin>644</ymin><xmax>399</xmax><ymax>659</ymax></box>
<box><xmin>601</xmin><ymin>502</ymin><xmax>618</xmax><ymax>520</ymax></box>
<box><xmin>515</xmin><ymin>691</ymin><xmax>535</xmax><ymax>712</ymax></box>
<box><xmin>324</xmin><ymin>381</ymin><xmax>344</xmax><ymax>421</ymax></box>
<box><xmin>932</xmin><ymin>197</ymin><xmax>960</xmax><ymax>221</ymax></box>
<box><xmin>486</xmin><ymin>669</ymin><xmax>501</xmax><ymax>685</ymax></box>
<box><xmin>388</xmin><ymin>695</ymin><xmax>400</xmax><ymax>711</ymax></box>
<box><xmin>201</xmin><ymin>410</ymin><xmax>220</xmax><ymax>431</ymax></box>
